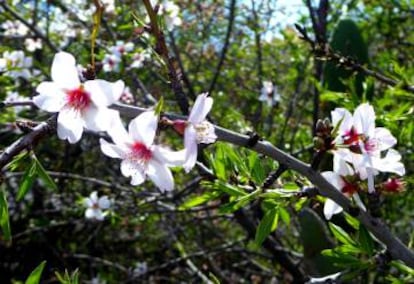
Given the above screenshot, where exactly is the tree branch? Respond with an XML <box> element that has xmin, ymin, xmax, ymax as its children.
<box><xmin>1</xmin><ymin>102</ymin><xmax>413</xmax><ymax>267</ymax></box>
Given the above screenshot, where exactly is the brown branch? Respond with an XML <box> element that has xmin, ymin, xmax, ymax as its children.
<box><xmin>0</xmin><ymin>115</ymin><xmax>56</xmax><ymax>169</ymax></box>
<box><xmin>295</xmin><ymin>24</ymin><xmax>414</xmax><ymax>93</ymax></box>
<box><xmin>142</xmin><ymin>0</ymin><xmax>189</xmax><ymax>115</ymax></box>
<box><xmin>110</xmin><ymin>103</ymin><xmax>414</xmax><ymax>268</ymax></box>
<box><xmin>1</xmin><ymin>102</ymin><xmax>413</xmax><ymax>267</ymax></box>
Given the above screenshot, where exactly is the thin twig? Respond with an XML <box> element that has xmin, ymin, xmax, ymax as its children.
<box><xmin>207</xmin><ymin>0</ymin><xmax>237</xmax><ymax>97</ymax></box>
<box><xmin>142</xmin><ymin>0</ymin><xmax>189</xmax><ymax>114</ymax></box>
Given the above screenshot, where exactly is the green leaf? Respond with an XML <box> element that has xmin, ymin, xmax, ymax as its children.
<box><xmin>6</xmin><ymin>150</ymin><xmax>29</xmax><ymax>171</ymax></box>
<box><xmin>33</xmin><ymin>157</ymin><xmax>57</xmax><ymax>191</ymax></box>
<box><xmin>329</xmin><ymin>223</ymin><xmax>356</xmax><ymax>246</ymax></box>
<box><xmin>254</xmin><ymin>207</ymin><xmax>279</xmax><ymax>246</ymax></box>
<box><xmin>390</xmin><ymin>260</ymin><xmax>414</xmax><ymax>275</ymax></box>
<box><xmin>279</xmin><ymin>206</ymin><xmax>290</xmax><ymax>226</ymax></box>
<box><xmin>17</xmin><ymin>160</ymin><xmax>37</xmax><ymax>201</ymax></box>
<box><xmin>344</xmin><ymin>213</ymin><xmax>360</xmax><ymax>230</ymax></box>
<box><xmin>219</xmin><ymin>189</ymin><xmax>260</xmax><ymax>214</ymax></box>
<box><xmin>154</xmin><ymin>96</ymin><xmax>164</xmax><ymax>115</ymax></box>
<box><xmin>179</xmin><ymin>191</ymin><xmax>220</xmax><ymax>210</ymax></box>
<box><xmin>0</xmin><ymin>189</ymin><xmax>11</xmax><ymax>241</ymax></box>
<box><xmin>25</xmin><ymin>261</ymin><xmax>46</xmax><ymax>284</ymax></box>
<box><xmin>358</xmin><ymin>224</ymin><xmax>374</xmax><ymax>256</ymax></box>
<box><xmin>213</xmin><ymin>180</ymin><xmax>246</xmax><ymax>197</ymax></box>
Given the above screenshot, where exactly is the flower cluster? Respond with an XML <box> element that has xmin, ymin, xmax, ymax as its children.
<box><xmin>34</xmin><ymin>52</ymin><xmax>217</xmax><ymax>192</ymax></box>
<box><xmin>0</xmin><ymin>50</ymin><xmax>32</xmax><ymax>79</ymax></box>
<box><xmin>102</xmin><ymin>41</ymin><xmax>151</xmax><ymax>73</ymax></box>
<box><xmin>322</xmin><ymin>103</ymin><xmax>405</xmax><ymax>219</ymax></box>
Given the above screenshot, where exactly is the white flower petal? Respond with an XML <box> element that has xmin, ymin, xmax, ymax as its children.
<box><xmin>98</xmin><ymin>196</ymin><xmax>111</xmax><ymax>209</ymax></box>
<box><xmin>57</xmin><ymin>108</ymin><xmax>84</xmax><ymax>143</ymax></box>
<box><xmin>51</xmin><ymin>52</ymin><xmax>80</xmax><ymax>89</ymax></box>
<box><xmin>188</xmin><ymin>93</ymin><xmax>213</xmax><ymax>124</ymax></box>
<box><xmin>120</xmin><ymin>159</ymin><xmax>145</xmax><ymax>182</ymax></box>
<box><xmin>34</xmin><ymin>82</ymin><xmax>67</xmax><ymax>112</ymax></box>
<box><xmin>371</xmin><ymin>149</ymin><xmax>405</xmax><ymax>176</ymax></box>
<box><xmin>147</xmin><ymin>159</ymin><xmax>174</xmax><ymax>192</ymax></box>
<box><xmin>83</xmin><ymin>106</ymin><xmax>112</xmax><ymax>132</ymax></box>
<box><xmin>374</xmin><ymin>127</ymin><xmax>396</xmax><ymax>151</ymax></box>
<box><xmin>129</xmin><ymin>111</ymin><xmax>158</xmax><ymax>146</ymax></box>
<box><xmin>353</xmin><ymin>103</ymin><xmax>375</xmax><ymax>137</ymax></box>
<box><xmin>85</xmin><ymin>208</ymin><xmax>97</xmax><ymax>219</ymax></box>
<box><xmin>353</xmin><ymin>193</ymin><xmax>366</xmax><ymax>212</ymax></box>
<box><xmin>130</xmin><ymin>170</ymin><xmax>146</xmax><ymax>186</ymax></box>
<box><xmin>100</xmin><ymin>138</ymin><xmax>126</xmax><ymax>159</ymax></box>
<box><xmin>321</xmin><ymin>171</ymin><xmax>345</xmax><ymax>190</ymax></box>
<box><xmin>331</xmin><ymin>107</ymin><xmax>352</xmax><ymax>134</ymax></box>
<box><xmin>84</xmin><ymin>197</ymin><xmax>94</xmax><ymax>208</ymax></box>
<box><xmin>89</xmin><ymin>191</ymin><xmax>98</xmax><ymax>203</ymax></box>
<box><xmin>94</xmin><ymin>211</ymin><xmax>105</xmax><ymax>221</ymax></box>
<box><xmin>153</xmin><ymin>146</ymin><xmax>186</xmax><ymax>167</ymax></box>
<box><xmin>84</xmin><ymin>79</ymin><xmax>124</xmax><ymax>107</ymax></box>
<box><xmin>183</xmin><ymin>126</ymin><xmax>198</xmax><ymax>172</ymax></box>
<box><xmin>324</xmin><ymin>199</ymin><xmax>343</xmax><ymax>220</ymax></box>
<box><xmin>106</xmin><ymin>110</ymin><xmax>131</xmax><ymax>145</ymax></box>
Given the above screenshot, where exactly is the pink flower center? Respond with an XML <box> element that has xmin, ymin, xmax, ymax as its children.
<box><xmin>343</xmin><ymin>127</ymin><xmax>360</xmax><ymax>146</ymax></box>
<box><xmin>131</xmin><ymin>142</ymin><xmax>152</xmax><ymax>162</ymax></box>
<box><xmin>363</xmin><ymin>138</ymin><xmax>377</xmax><ymax>153</ymax></box>
<box><xmin>341</xmin><ymin>180</ymin><xmax>358</xmax><ymax>196</ymax></box>
<box><xmin>66</xmin><ymin>87</ymin><xmax>91</xmax><ymax>110</ymax></box>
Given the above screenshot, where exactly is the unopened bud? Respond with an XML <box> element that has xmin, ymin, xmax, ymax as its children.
<box><xmin>383</xmin><ymin>178</ymin><xmax>404</xmax><ymax>193</ymax></box>
<box><xmin>313</xmin><ymin>137</ymin><xmax>325</xmax><ymax>150</ymax></box>
<box><xmin>172</xmin><ymin>119</ymin><xmax>187</xmax><ymax>135</ymax></box>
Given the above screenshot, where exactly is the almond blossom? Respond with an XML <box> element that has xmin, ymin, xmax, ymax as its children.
<box><xmin>322</xmin><ymin>158</ymin><xmax>366</xmax><ymax>220</ymax></box>
<box><xmin>331</xmin><ymin>103</ymin><xmax>405</xmax><ymax>192</ymax></box>
<box><xmin>84</xmin><ymin>191</ymin><xmax>111</xmax><ymax>221</ymax></box>
<box><xmin>258</xmin><ymin>81</ymin><xmax>281</xmax><ymax>107</ymax></box>
<box><xmin>33</xmin><ymin>51</ymin><xmax>124</xmax><ymax>143</ymax></box>
<box><xmin>100</xmin><ymin>111</ymin><xmax>185</xmax><ymax>192</ymax></box>
<box><xmin>173</xmin><ymin>93</ymin><xmax>217</xmax><ymax>172</ymax></box>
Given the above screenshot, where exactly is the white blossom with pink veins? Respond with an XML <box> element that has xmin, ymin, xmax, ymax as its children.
<box><xmin>331</xmin><ymin>103</ymin><xmax>405</xmax><ymax>192</ymax></box>
<box><xmin>100</xmin><ymin>111</ymin><xmax>185</xmax><ymax>192</ymax></box>
<box><xmin>33</xmin><ymin>52</ymin><xmax>124</xmax><ymax>144</ymax></box>
<box><xmin>174</xmin><ymin>93</ymin><xmax>217</xmax><ymax>172</ymax></box>
<box><xmin>322</xmin><ymin>158</ymin><xmax>365</xmax><ymax>220</ymax></box>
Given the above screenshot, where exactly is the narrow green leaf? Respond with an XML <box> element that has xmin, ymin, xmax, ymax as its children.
<box><xmin>6</xmin><ymin>150</ymin><xmax>29</xmax><ymax>171</ymax></box>
<box><xmin>254</xmin><ymin>208</ymin><xmax>279</xmax><ymax>246</ymax></box>
<box><xmin>279</xmin><ymin>206</ymin><xmax>290</xmax><ymax>226</ymax></box>
<box><xmin>17</xmin><ymin>160</ymin><xmax>37</xmax><ymax>201</ymax></box>
<box><xmin>34</xmin><ymin>158</ymin><xmax>57</xmax><ymax>191</ymax></box>
<box><xmin>219</xmin><ymin>189</ymin><xmax>260</xmax><ymax>214</ymax></box>
<box><xmin>25</xmin><ymin>261</ymin><xmax>46</xmax><ymax>284</ymax></box>
<box><xmin>390</xmin><ymin>260</ymin><xmax>414</xmax><ymax>275</ymax></box>
<box><xmin>358</xmin><ymin>224</ymin><xmax>374</xmax><ymax>256</ymax></box>
<box><xmin>179</xmin><ymin>192</ymin><xmax>220</xmax><ymax>210</ymax></box>
<box><xmin>0</xmin><ymin>189</ymin><xmax>11</xmax><ymax>241</ymax></box>
<box><xmin>154</xmin><ymin>96</ymin><xmax>164</xmax><ymax>115</ymax></box>
<box><xmin>329</xmin><ymin>223</ymin><xmax>356</xmax><ymax>246</ymax></box>
<box><xmin>214</xmin><ymin>180</ymin><xmax>246</xmax><ymax>197</ymax></box>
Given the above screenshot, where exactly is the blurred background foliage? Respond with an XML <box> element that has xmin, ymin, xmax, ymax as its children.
<box><xmin>0</xmin><ymin>0</ymin><xmax>413</xmax><ymax>283</ymax></box>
